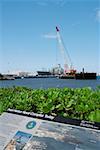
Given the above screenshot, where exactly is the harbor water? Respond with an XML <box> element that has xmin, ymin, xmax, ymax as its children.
<box><xmin>0</xmin><ymin>78</ymin><xmax>100</xmax><ymax>89</ymax></box>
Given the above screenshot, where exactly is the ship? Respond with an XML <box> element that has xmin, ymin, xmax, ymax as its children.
<box><xmin>75</xmin><ymin>73</ymin><xmax>96</xmax><ymax>80</ymax></box>
<box><xmin>59</xmin><ymin>69</ymin><xmax>97</xmax><ymax>80</ymax></box>
<box><xmin>37</xmin><ymin>71</ymin><xmax>51</xmax><ymax>76</ymax></box>
<box><xmin>75</xmin><ymin>68</ymin><xmax>96</xmax><ymax>80</ymax></box>
<box><xmin>36</xmin><ymin>71</ymin><xmax>56</xmax><ymax>78</ymax></box>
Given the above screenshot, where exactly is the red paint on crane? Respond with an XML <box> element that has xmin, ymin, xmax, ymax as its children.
<box><xmin>56</xmin><ymin>26</ymin><xmax>59</xmax><ymax>32</ymax></box>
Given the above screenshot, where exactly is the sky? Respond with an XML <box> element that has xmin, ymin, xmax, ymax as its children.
<box><xmin>0</xmin><ymin>0</ymin><xmax>100</xmax><ymax>74</ymax></box>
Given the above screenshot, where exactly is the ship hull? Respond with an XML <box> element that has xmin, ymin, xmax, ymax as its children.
<box><xmin>59</xmin><ymin>75</ymin><xmax>75</xmax><ymax>79</ymax></box>
<box><xmin>75</xmin><ymin>73</ymin><xmax>96</xmax><ymax>80</ymax></box>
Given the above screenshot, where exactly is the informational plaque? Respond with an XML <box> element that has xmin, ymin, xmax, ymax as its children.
<box><xmin>0</xmin><ymin>112</ymin><xmax>100</xmax><ymax>150</ymax></box>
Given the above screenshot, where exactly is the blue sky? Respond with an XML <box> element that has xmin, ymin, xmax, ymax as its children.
<box><xmin>0</xmin><ymin>0</ymin><xmax>100</xmax><ymax>73</ymax></box>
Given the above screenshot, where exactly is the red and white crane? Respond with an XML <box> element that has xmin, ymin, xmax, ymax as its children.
<box><xmin>56</xmin><ymin>26</ymin><xmax>76</xmax><ymax>75</ymax></box>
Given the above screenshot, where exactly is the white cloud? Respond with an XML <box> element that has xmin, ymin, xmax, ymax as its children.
<box><xmin>55</xmin><ymin>0</ymin><xmax>68</xmax><ymax>7</ymax></box>
<box><xmin>2</xmin><ymin>0</ymin><xmax>68</xmax><ymax>7</ymax></box>
<box><xmin>42</xmin><ymin>33</ymin><xmax>57</xmax><ymax>39</ymax></box>
<box><xmin>37</xmin><ymin>2</ymin><xmax>47</xmax><ymax>6</ymax></box>
<box><xmin>96</xmin><ymin>9</ymin><xmax>100</xmax><ymax>22</ymax></box>
<box><xmin>36</xmin><ymin>0</ymin><xmax>48</xmax><ymax>6</ymax></box>
<box><xmin>34</xmin><ymin>0</ymin><xmax>68</xmax><ymax>7</ymax></box>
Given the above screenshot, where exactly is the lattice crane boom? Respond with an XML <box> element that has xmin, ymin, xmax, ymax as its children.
<box><xmin>56</xmin><ymin>26</ymin><xmax>76</xmax><ymax>74</ymax></box>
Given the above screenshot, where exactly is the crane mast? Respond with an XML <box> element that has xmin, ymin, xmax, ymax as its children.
<box><xmin>56</xmin><ymin>26</ymin><xmax>76</xmax><ymax>75</ymax></box>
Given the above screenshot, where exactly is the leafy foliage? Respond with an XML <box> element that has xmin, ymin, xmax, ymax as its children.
<box><xmin>0</xmin><ymin>86</ymin><xmax>100</xmax><ymax>122</ymax></box>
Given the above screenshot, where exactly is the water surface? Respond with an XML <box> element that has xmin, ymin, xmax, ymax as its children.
<box><xmin>0</xmin><ymin>78</ymin><xmax>99</xmax><ymax>89</ymax></box>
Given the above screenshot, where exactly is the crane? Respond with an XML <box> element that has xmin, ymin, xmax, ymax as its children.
<box><xmin>56</xmin><ymin>26</ymin><xmax>76</xmax><ymax>75</ymax></box>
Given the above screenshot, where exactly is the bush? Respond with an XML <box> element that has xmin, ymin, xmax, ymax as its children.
<box><xmin>0</xmin><ymin>86</ymin><xmax>100</xmax><ymax>122</ymax></box>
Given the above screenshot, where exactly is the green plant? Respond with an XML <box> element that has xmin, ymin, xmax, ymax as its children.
<box><xmin>0</xmin><ymin>86</ymin><xmax>100</xmax><ymax>122</ymax></box>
